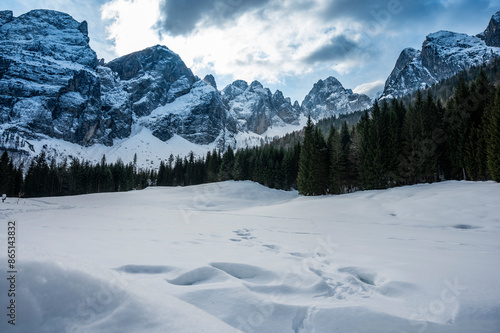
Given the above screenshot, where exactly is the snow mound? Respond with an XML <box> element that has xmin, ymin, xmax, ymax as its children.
<box><xmin>0</xmin><ymin>262</ymin><xmax>238</xmax><ymax>333</ymax></box>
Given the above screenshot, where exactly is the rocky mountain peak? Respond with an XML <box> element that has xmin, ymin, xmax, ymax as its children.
<box><xmin>301</xmin><ymin>76</ymin><xmax>371</xmax><ymax>119</ymax></box>
<box><xmin>480</xmin><ymin>10</ymin><xmax>500</xmax><ymax>47</ymax></box>
<box><xmin>103</xmin><ymin>44</ymin><xmax>197</xmax><ymax>117</ymax></box>
<box><xmin>0</xmin><ymin>9</ymin><xmax>102</xmax><ymax>146</ymax></box>
<box><xmin>222</xmin><ymin>80</ymin><xmax>248</xmax><ymax>99</ymax></box>
<box><xmin>249</xmin><ymin>80</ymin><xmax>265</xmax><ymax>91</ymax></box>
<box><xmin>381</xmin><ymin>11</ymin><xmax>500</xmax><ymax>99</ymax></box>
<box><xmin>0</xmin><ymin>9</ymin><xmax>97</xmax><ymax>68</ymax></box>
<box><xmin>202</xmin><ymin>74</ymin><xmax>217</xmax><ymax>89</ymax></box>
<box><xmin>105</xmin><ymin>45</ymin><xmax>193</xmax><ymax>82</ymax></box>
<box><xmin>222</xmin><ymin>79</ymin><xmax>300</xmax><ymax>135</ymax></box>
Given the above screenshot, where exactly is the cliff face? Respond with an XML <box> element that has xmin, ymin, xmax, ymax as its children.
<box><xmin>0</xmin><ymin>10</ymin><xmax>234</xmax><ymax>150</ymax></box>
<box><xmin>481</xmin><ymin>11</ymin><xmax>500</xmax><ymax>47</ymax></box>
<box><xmin>222</xmin><ymin>80</ymin><xmax>301</xmax><ymax>135</ymax></box>
<box><xmin>381</xmin><ymin>11</ymin><xmax>500</xmax><ymax>100</ymax></box>
<box><xmin>100</xmin><ymin>45</ymin><xmax>232</xmax><ymax>145</ymax></box>
<box><xmin>0</xmin><ymin>9</ymin><xmax>103</xmax><ymax>145</ymax></box>
<box><xmin>301</xmin><ymin>76</ymin><xmax>372</xmax><ymax>119</ymax></box>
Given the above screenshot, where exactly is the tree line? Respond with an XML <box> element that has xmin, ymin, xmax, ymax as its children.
<box><xmin>156</xmin><ymin>144</ymin><xmax>301</xmax><ymax>191</ymax></box>
<box><xmin>0</xmin><ymin>144</ymin><xmax>301</xmax><ymax>198</ymax></box>
<box><xmin>0</xmin><ymin>152</ymin><xmax>153</xmax><ymax>198</ymax></box>
<box><xmin>1</xmin><ymin>70</ymin><xmax>499</xmax><ymax>198</ymax></box>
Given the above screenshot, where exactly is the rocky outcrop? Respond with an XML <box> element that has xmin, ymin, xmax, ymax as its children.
<box><xmin>222</xmin><ymin>80</ymin><xmax>301</xmax><ymax>135</ymax></box>
<box><xmin>142</xmin><ymin>80</ymin><xmax>234</xmax><ymax>144</ymax></box>
<box><xmin>301</xmin><ymin>76</ymin><xmax>371</xmax><ymax>119</ymax></box>
<box><xmin>103</xmin><ymin>45</ymin><xmax>196</xmax><ymax>117</ymax></box>
<box><xmin>480</xmin><ymin>11</ymin><xmax>500</xmax><ymax>47</ymax></box>
<box><xmin>0</xmin><ymin>9</ymin><xmax>103</xmax><ymax>145</ymax></box>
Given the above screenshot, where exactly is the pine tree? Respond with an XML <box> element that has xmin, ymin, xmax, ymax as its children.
<box><xmin>357</xmin><ymin>101</ymin><xmax>387</xmax><ymax>190</ymax></box>
<box><xmin>464</xmin><ymin>72</ymin><xmax>491</xmax><ymax>180</ymax></box>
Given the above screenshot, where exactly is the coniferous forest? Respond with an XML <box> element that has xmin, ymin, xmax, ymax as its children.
<box><xmin>1</xmin><ymin>68</ymin><xmax>500</xmax><ymax>198</ymax></box>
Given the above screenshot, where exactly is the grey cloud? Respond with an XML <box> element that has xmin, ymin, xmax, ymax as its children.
<box><xmin>322</xmin><ymin>0</ymin><xmax>438</xmax><ymax>22</ymax></box>
<box><xmin>321</xmin><ymin>0</ymin><xmax>493</xmax><ymax>33</ymax></box>
<box><xmin>156</xmin><ymin>0</ymin><xmax>272</xmax><ymax>36</ymax></box>
<box><xmin>303</xmin><ymin>35</ymin><xmax>364</xmax><ymax>64</ymax></box>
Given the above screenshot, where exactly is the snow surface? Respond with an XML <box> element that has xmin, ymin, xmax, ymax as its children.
<box><xmin>1</xmin><ymin>181</ymin><xmax>499</xmax><ymax>332</ymax></box>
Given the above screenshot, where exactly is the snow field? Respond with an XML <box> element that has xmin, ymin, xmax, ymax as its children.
<box><xmin>0</xmin><ymin>180</ymin><xmax>499</xmax><ymax>332</ymax></box>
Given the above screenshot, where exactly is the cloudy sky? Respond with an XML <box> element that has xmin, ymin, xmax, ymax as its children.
<box><xmin>2</xmin><ymin>0</ymin><xmax>499</xmax><ymax>102</ymax></box>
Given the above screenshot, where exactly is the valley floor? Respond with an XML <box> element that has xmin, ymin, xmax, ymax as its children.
<box><xmin>0</xmin><ymin>181</ymin><xmax>499</xmax><ymax>332</ymax></box>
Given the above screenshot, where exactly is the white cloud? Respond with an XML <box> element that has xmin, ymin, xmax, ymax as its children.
<box><xmin>150</xmin><ymin>0</ymin><xmax>364</xmax><ymax>86</ymax></box>
<box><xmin>101</xmin><ymin>0</ymin><xmax>162</xmax><ymax>56</ymax></box>
<box><xmin>353</xmin><ymin>80</ymin><xmax>385</xmax><ymax>98</ymax></box>
<box><xmin>97</xmin><ymin>0</ymin><xmax>387</xmax><ymax>98</ymax></box>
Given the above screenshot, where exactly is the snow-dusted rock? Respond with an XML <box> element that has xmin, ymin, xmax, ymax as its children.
<box><xmin>381</xmin><ymin>11</ymin><xmax>500</xmax><ymax>99</ymax></box>
<box><xmin>103</xmin><ymin>45</ymin><xmax>196</xmax><ymax>117</ymax></box>
<box><xmin>0</xmin><ymin>10</ymin><xmax>235</xmax><ymax>152</ymax></box>
<box><xmin>0</xmin><ymin>9</ymin><xmax>103</xmax><ymax>145</ymax></box>
<box><xmin>222</xmin><ymin>80</ymin><xmax>301</xmax><ymax>135</ymax></box>
<box><xmin>301</xmin><ymin>76</ymin><xmax>372</xmax><ymax>119</ymax></box>
<box><xmin>480</xmin><ymin>10</ymin><xmax>500</xmax><ymax>47</ymax></box>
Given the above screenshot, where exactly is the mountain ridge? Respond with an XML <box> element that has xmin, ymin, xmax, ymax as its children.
<box><xmin>381</xmin><ymin>10</ymin><xmax>500</xmax><ymax>99</ymax></box>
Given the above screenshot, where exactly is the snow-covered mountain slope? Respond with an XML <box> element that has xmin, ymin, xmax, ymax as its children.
<box><xmin>1</xmin><ymin>181</ymin><xmax>499</xmax><ymax>332</ymax></box>
<box><xmin>301</xmin><ymin>76</ymin><xmax>372</xmax><ymax>120</ymax></box>
<box><xmin>382</xmin><ymin>11</ymin><xmax>500</xmax><ymax>99</ymax></box>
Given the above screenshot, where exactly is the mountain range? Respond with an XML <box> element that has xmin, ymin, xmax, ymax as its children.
<box><xmin>1</xmin><ymin>9</ymin><xmax>500</xmax><ymax>167</ymax></box>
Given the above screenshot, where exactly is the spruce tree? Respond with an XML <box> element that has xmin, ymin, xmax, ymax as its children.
<box><xmin>328</xmin><ymin>125</ymin><xmax>341</xmax><ymax>194</ymax></box>
<box><xmin>486</xmin><ymin>88</ymin><xmax>500</xmax><ymax>181</ymax></box>
<box><xmin>0</xmin><ymin>151</ymin><xmax>11</xmax><ymax>196</ymax></box>
<box><xmin>219</xmin><ymin>146</ymin><xmax>235</xmax><ymax>181</ymax></box>
<box><xmin>298</xmin><ymin>116</ymin><xmax>323</xmax><ymax>195</ymax></box>
<box><xmin>445</xmin><ymin>77</ymin><xmax>471</xmax><ymax>180</ymax></box>
<box><xmin>314</xmin><ymin>127</ymin><xmax>329</xmax><ymax>194</ymax></box>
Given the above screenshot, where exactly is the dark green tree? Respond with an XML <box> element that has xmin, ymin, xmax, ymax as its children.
<box><xmin>486</xmin><ymin>87</ymin><xmax>500</xmax><ymax>181</ymax></box>
<box><xmin>219</xmin><ymin>146</ymin><xmax>235</xmax><ymax>181</ymax></box>
<box><xmin>298</xmin><ymin>116</ymin><xmax>326</xmax><ymax>195</ymax></box>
